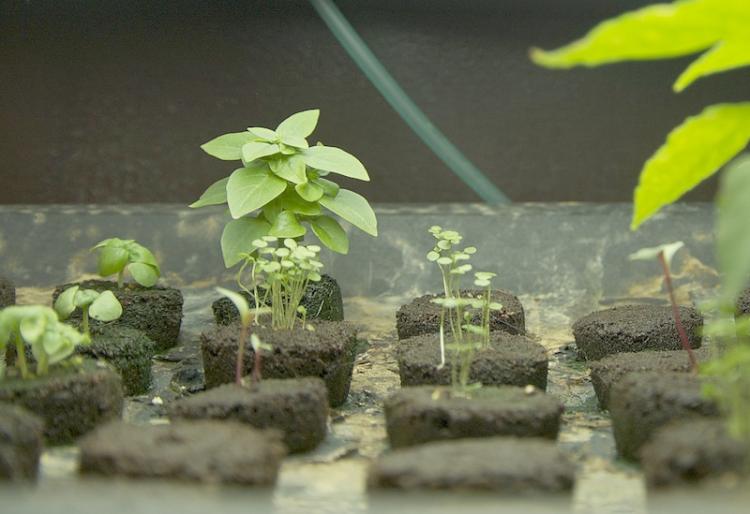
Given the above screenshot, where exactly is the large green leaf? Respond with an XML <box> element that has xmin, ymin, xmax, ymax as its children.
<box><xmin>302</xmin><ymin>146</ymin><xmax>370</xmax><ymax>181</ymax></box>
<box><xmin>241</xmin><ymin>141</ymin><xmax>279</xmax><ymax>164</ymax></box>
<box><xmin>310</xmin><ymin>215</ymin><xmax>349</xmax><ymax>254</ymax></box>
<box><xmin>128</xmin><ymin>263</ymin><xmax>159</xmax><ymax>287</ymax></box>
<box><xmin>319</xmin><ymin>189</ymin><xmax>378</xmax><ymax>237</ymax></box>
<box><xmin>269</xmin><ymin>155</ymin><xmax>307</xmax><ymax>184</ymax></box>
<box><xmin>190</xmin><ymin>177</ymin><xmax>229</xmax><ymax>208</ymax></box>
<box><xmin>89</xmin><ymin>291</ymin><xmax>123</xmax><ymax>322</ymax></box>
<box><xmin>674</xmin><ymin>38</ymin><xmax>750</xmax><ymax>92</ymax></box>
<box><xmin>220</xmin><ymin>217</ymin><xmax>270</xmax><ymax>268</ymax></box>
<box><xmin>276</xmin><ymin>109</ymin><xmax>320</xmax><ymax>138</ymax></box>
<box><xmin>269</xmin><ymin>211</ymin><xmax>307</xmax><ymax>238</ymax></box>
<box><xmin>201</xmin><ymin>132</ymin><xmax>255</xmax><ymax>161</ymax></box>
<box><xmin>226</xmin><ymin>164</ymin><xmax>287</xmax><ymax>219</ymax></box>
<box><xmin>98</xmin><ymin>246</ymin><xmax>129</xmax><ymax>276</ymax></box>
<box><xmin>632</xmin><ymin>102</ymin><xmax>750</xmax><ymax>229</ymax></box>
<box><xmin>716</xmin><ymin>155</ymin><xmax>750</xmax><ymax>307</ymax></box>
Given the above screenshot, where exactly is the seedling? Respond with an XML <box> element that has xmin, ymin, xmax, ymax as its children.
<box><xmin>91</xmin><ymin>238</ymin><xmax>161</xmax><ymax>288</ymax></box>
<box><xmin>0</xmin><ymin>305</ymin><xmax>89</xmax><ymax>379</ymax></box>
<box><xmin>216</xmin><ymin>287</ymin><xmax>271</xmax><ymax>385</ymax></box>
<box><xmin>54</xmin><ymin>286</ymin><xmax>123</xmax><ymax>337</ymax></box>
<box><xmin>629</xmin><ymin>241</ymin><xmax>698</xmax><ymax>372</ymax></box>
<box><xmin>427</xmin><ymin>226</ymin><xmax>504</xmax><ymax>392</ymax></box>
<box><xmin>191</xmin><ymin>110</ymin><xmax>378</xmax><ymax>268</ymax></box>
<box><xmin>235</xmin><ymin>237</ymin><xmax>323</xmax><ymax>331</ymax></box>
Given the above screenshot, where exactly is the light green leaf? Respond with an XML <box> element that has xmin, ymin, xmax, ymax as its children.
<box><xmin>190</xmin><ymin>177</ymin><xmax>229</xmax><ymax>208</ymax></box>
<box><xmin>220</xmin><ymin>217</ymin><xmax>271</xmax><ymax>268</ymax></box>
<box><xmin>19</xmin><ymin>316</ymin><xmax>46</xmax><ymax>344</ymax></box>
<box><xmin>261</xmin><ymin>198</ymin><xmax>282</xmax><ymax>224</ymax></box>
<box><xmin>674</xmin><ymin>38</ymin><xmax>750</xmax><ymax>92</ymax></box>
<box><xmin>632</xmin><ymin>102</ymin><xmax>750</xmax><ymax>229</ymax></box>
<box><xmin>279</xmin><ymin>190</ymin><xmax>321</xmax><ymax>216</ymax></box>
<box><xmin>247</xmin><ymin>127</ymin><xmax>278</xmax><ymax>141</ymax></box>
<box><xmin>128</xmin><ymin>243</ymin><xmax>160</xmax><ymax>273</ymax></box>
<box><xmin>530</xmin><ymin>1</ymin><xmax>721</xmax><ymax>68</ymax></box>
<box><xmin>216</xmin><ymin>287</ymin><xmax>251</xmax><ymax>326</ymax></box>
<box><xmin>313</xmin><ymin>177</ymin><xmax>340</xmax><ymax>197</ymax></box>
<box><xmin>75</xmin><ymin>289</ymin><xmax>99</xmax><ymax>308</ymax></box>
<box><xmin>280</xmin><ymin>134</ymin><xmax>309</xmax><ymax>149</ymax></box>
<box><xmin>269</xmin><ymin>155</ymin><xmax>307</xmax><ymax>184</ymax></box>
<box><xmin>276</xmin><ymin>109</ymin><xmax>320</xmax><ymax>138</ymax></box>
<box><xmin>295</xmin><ymin>181</ymin><xmax>325</xmax><ymax>203</ymax></box>
<box><xmin>269</xmin><ymin>211</ymin><xmax>307</xmax><ymax>238</ymax></box>
<box><xmin>241</xmin><ymin>141</ymin><xmax>279</xmax><ymax>164</ymax></box>
<box><xmin>226</xmin><ymin>164</ymin><xmax>287</xmax><ymax>219</ymax></box>
<box><xmin>319</xmin><ymin>189</ymin><xmax>378</xmax><ymax>237</ymax></box>
<box><xmin>302</xmin><ymin>146</ymin><xmax>370</xmax><ymax>181</ymax></box>
<box><xmin>717</xmin><ymin>155</ymin><xmax>750</xmax><ymax>307</ymax></box>
<box><xmin>201</xmin><ymin>132</ymin><xmax>255</xmax><ymax>161</ymax></box>
<box><xmin>310</xmin><ymin>215</ymin><xmax>349</xmax><ymax>254</ymax></box>
<box><xmin>98</xmin><ymin>246</ymin><xmax>129</xmax><ymax>276</ymax></box>
<box><xmin>89</xmin><ymin>291</ymin><xmax>123</xmax><ymax>322</ymax></box>
<box><xmin>129</xmin><ymin>263</ymin><xmax>160</xmax><ymax>287</ymax></box>
<box><xmin>54</xmin><ymin>286</ymin><xmax>79</xmax><ymax>320</ymax></box>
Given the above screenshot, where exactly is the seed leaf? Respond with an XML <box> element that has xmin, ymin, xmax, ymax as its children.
<box><xmin>310</xmin><ymin>215</ymin><xmax>349</xmax><ymax>254</ymax></box>
<box><xmin>89</xmin><ymin>291</ymin><xmax>123</xmax><ymax>322</ymax></box>
<box><xmin>318</xmin><ymin>189</ymin><xmax>377</xmax><ymax>237</ymax></box>
<box><xmin>190</xmin><ymin>177</ymin><xmax>229</xmax><ymax>208</ymax></box>
<box><xmin>302</xmin><ymin>146</ymin><xmax>370</xmax><ymax>181</ymax></box>
<box><xmin>227</xmin><ymin>164</ymin><xmax>287</xmax><ymax>219</ymax></box>
<box><xmin>201</xmin><ymin>132</ymin><xmax>256</xmax><ymax>160</ymax></box>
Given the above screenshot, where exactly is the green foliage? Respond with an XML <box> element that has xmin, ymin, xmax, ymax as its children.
<box><xmin>426</xmin><ymin>226</ymin><xmax>503</xmax><ymax>392</ymax></box>
<box><xmin>192</xmin><ymin>110</ymin><xmax>377</xmax><ymax>266</ymax></box>
<box><xmin>54</xmin><ymin>285</ymin><xmax>122</xmax><ymax>338</ymax></box>
<box><xmin>92</xmin><ymin>238</ymin><xmax>161</xmax><ymax>288</ymax></box>
<box><xmin>716</xmin><ymin>156</ymin><xmax>750</xmax><ymax>308</ymax></box>
<box><xmin>0</xmin><ymin>305</ymin><xmax>89</xmax><ymax>379</ymax></box>
<box><xmin>531</xmin><ymin>0</ymin><xmax>750</xmax><ymax>230</ymax></box>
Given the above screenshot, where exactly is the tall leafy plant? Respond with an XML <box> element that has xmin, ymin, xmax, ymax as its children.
<box><xmin>191</xmin><ymin>110</ymin><xmax>378</xmax><ymax>268</ymax></box>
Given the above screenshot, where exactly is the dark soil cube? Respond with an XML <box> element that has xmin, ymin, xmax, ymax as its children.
<box><xmin>397</xmin><ymin>331</ymin><xmax>548</xmax><ymax>390</ymax></box>
<box><xmin>0</xmin><ymin>403</ymin><xmax>43</xmax><ymax>481</ymax></box>
<box><xmin>737</xmin><ymin>287</ymin><xmax>750</xmax><ymax>316</ymax></box>
<box><xmin>610</xmin><ymin>371</ymin><xmax>720</xmax><ymax>461</ymax></box>
<box><xmin>396</xmin><ymin>289</ymin><xmax>525</xmax><ymax>340</ymax></box>
<box><xmin>79</xmin><ymin>420</ymin><xmax>285</xmax><ymax>485</ymax></box>
<box><xmin>589</xmin><ymin>348</ymin><xmax>710</xmax><ymax>410</ymax></box>
<box><xmin>0</xmin><ymin>360</ymin><xmax>123</xmax><ymax>445</ymax></box>
<box><xmin>384</xmin><ymin>385</ymin><xmax>563</xmax><ymax>448</ymax></box>
<box><xmin>79</xmin><ymin>325</ymin><xmax>157</xmax><ymax>396</ymax></box>
<box><xmin>368</xmin><ymin>437</ymin><xmax>575</xmax><ymax>492</ymax></box>
<box><xmin>0</xmin><ymin>276</ymin><xmax>15</xmax><ymax>308</ymax></box>
<box><xmin>212</xmin><ymin>274</ymin><xmax>343</xmax><ymax>325</ymax></box>
<box><xmin>641</xmin><ymin>419</ymin><xmax>747</xmax><ymax>487</ymax></box>
<box><xmin>573</xmin><ymin>304</ymin><xmax>702</xmax><ymax>361</ymax></box>
<box><xmin>52</xmin><ymin>279</ymin><xmax>183</xmax><ymax>352</ymax></box>
<box><xmin>201</xmin><ymin>320</ymin><xmax>358</xmax><ymax>407</ymax></box>
<box><xmin>169</xmin><ymin>378</ymin><xmax>328</xmax><ymax>453</ymax></box>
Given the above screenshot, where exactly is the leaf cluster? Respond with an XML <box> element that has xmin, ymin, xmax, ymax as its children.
<box><xmin>54</xmin><ymin>285</ymin><xmax>123</xmax><ymax>337</ymax></box>
<box><xmin>92</xmin><ymin>238</ymin><xmax>161</xmax><ymax>288</ymax></box>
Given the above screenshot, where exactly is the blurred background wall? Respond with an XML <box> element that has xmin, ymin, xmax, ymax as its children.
<box><xmin>2</xmin><ymin>0</ymin><xmax>747</xmax><ymax>205</ymax></box>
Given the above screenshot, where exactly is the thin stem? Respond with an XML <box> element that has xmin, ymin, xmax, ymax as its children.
<box><xmin>14</xmin><ymin>333</ymin><xmax>29</xmax><ymax>379</ymax></box>
<box><xmin>658</xmin><ymin>251</ymin><xmax>698</xmax><ymax>373</ymax></box>
<box><xmin>36</xmin><ymin>352</ymin><xmax>48</xmax><ymax>376</ymax></box>
<box><xmin>117</xmin><ymin>270</ymin><xmax>124</xmax><ymax>289</ymax></box>
<box><xmin>235</xmin><ymin>323</ymin><xmax>248</xmax><ymax>386</ymax></box>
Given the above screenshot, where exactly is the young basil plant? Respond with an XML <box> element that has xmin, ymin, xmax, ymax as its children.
<box><xmin>91</xmin><ymin>238</ymin><xmax>161</xmax><ymax>288</ymax></box>
<box><xmin>0</xmin><ymin>305</ymin><xmax>89</xmax><ymax>379</ymax></box>
<box><xmin>54</xmin><ymin>286</ymin><xmax>123</xmax><ymax>338</ymax></box>
<box><xmin>191</xmin><ymin>110</ymin><xmax>378</xmax><ymax>268</ymax></box>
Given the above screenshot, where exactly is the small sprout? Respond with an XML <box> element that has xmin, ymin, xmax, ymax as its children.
<box><xmin>216</xmin><ymin>287</ymin><xmax>252</xmax><ymax>385</ymax></box>
<box><xmin>54</xmin><ymin>286</ymin><xmax>122</xmax><ymax>338</ymax></box>
<box><xmin>91</xmin><ymin>238</ymin><xmax>161</xmax><ymax>288</ymax></box>
<box><xmin>427</xmin><ymin>251</ymin><xmax>439</xmax><ymax>262</ymax></box>
<box><xmin>628</xmin><ymin>241</ymin><xmax>684</xmax><ymax>271</ymax></box>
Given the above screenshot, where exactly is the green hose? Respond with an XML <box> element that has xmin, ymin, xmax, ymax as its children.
<box><xmin>309</xmin><ymin>0</ymin><xmax>510</xmax><ymax>204</ymax></box>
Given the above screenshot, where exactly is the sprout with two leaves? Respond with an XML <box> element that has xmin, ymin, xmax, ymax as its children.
<box><xmin>0</xmin><ymin>305</ymin><xmax>89</xmax><ymax>379</ymax></box>
<box><xmin>54</xmin><ymin>286</ymin><xmax>123</xmax><ymax>338</ymax></box>
<box><xmin>427</xmin><ymin>226</ymin><xmax>504</xmax><ymax>392</ymax></box>
<box><xmin>91</xmin><ymin>238</ymin><xmax>161</xmax><ymax>288</ymax></box>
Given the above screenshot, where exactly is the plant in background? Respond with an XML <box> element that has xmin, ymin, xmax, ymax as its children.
<box><xmin>0</xmin><ymin>305</ymin><xmax>89</xmax><ymax>379</ymax></box>
<box><xmin>216</xmin><ymin>287</ymin><xmax>271</xmax><ymax>385</ymax></box>
<box><xmin>92</xmin><ymin>238</ymin><xmax>161</xmax><ymax>288</ymax></box>
<box><xmin>54</xmin><ymin>286</ymin><xmax>123</xmax><ymax>337</ymax></box>
<box><xmin>190</xmin><ymin>109</ymin><xmax>378</xmax><ymax>269</ymax></box>
<box><xmin>426</xmin><ymin>226</ymin><xmax>503</xmax><ymax>392</ymax></box>
<box><xmin>235</xmin><ymin>237</ymin><xmax>323</xmax><ymax>331</ymax></box>
<box><xmin>629</xmin><ymin>241</ymin><xmax>698</xmax><ymax>372</ymax></box>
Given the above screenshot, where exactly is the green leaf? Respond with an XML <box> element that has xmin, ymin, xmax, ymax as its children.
<box><xmin>295</xmin><ymin>181</ymin><xmax>324</xmax><ymax>203</ymax></box>
<box><xmin>302</xmin><ymin>146</ymin><xmax>370</xmax><ymax>181</ymax></box>
<box><xmin>632</xmin><ymin>102</ymin><xmax>750</xmax><ymax>229</ymax></box>
<box><xmin>279</xmin><ymin>190</ymin><xmax>321</xmax><ymax>216</ymax></box>
<box><xmin>716</xmin><ymin>155</ymin><xmax>750</xmax><ymax>307</ymax></box>
<box><xmin>19</xmin><ymin>315</ymin><xmax>46</xmax><ymax>344</ymax></box>
<box><xmin>276</xmin><ymin>109</ymin><xmax>320</xmax><ymax>138</ymax></box>
<box><xmin>674</xmin><ymin>38</ymin><xmax>750</xmax><ymax>92</ymax></box>
<box><xmin>75</xmin><ymin>289</ymin><xmax>99</xmax><ymax>308</ymax></box>
<box><xmin>201</xmin><ymin>132</ymin><xmax>255</xmax><ymax>161</ymax></box>
<box><xmin>98</xmin><ymin>246</ymin><xmax>129</xmax><ymax>276</ymax></box>
<box><xmin>280</xmin><ymin>134</ymin><xmax>309</xmax><ymax>149</ymax></box>
<box><xmin>319</xmin><ymin>189</ymin><xmax>378</xmax><ymax>237</ymax></box>
<box><xmin>269</xmin><ymin>211</ymin><xmax>306</xmax><ymax>238</ymax></box>
<box><xmin>269</xmin><ymin>155</ymin><xmax>307</xmax><ymax>184</ymax></box>
<box><xmin>54</xmin><ymin>286</ymin><xmax>79</xmax><ymax>320</ymax></box>
<box><xmin>220</xmin><ymin>217</ymin><xmax>271</xmax><ymax>268</ymax></box>
<box><xmin>530</xmin><ymin>1</ymin><xmax>721</xmax><ymax>68</ymax></box>
<box><xmin>262</xmin><ymin>198</ymin><xmax>282</xmax><ymax>224</ymax></box>
<box><xmin>190</xmin><ymin>177</ymin><xmax>229</xmax><ymax>208</ymax></box>
<box><xmin>226</xmin><ymin>163</ymin><xmax>287</xmax><ymax>219</ymax></box>
<box><xmin>128</xmin><ymin>243</ymin><xmax>160</xmax><ymax>273</ymax></box>
<box><xmin>89</xmin><ymin>291</ymin><xmax>123</xmax><ymax>322</ymax></box>
<box><xmin>247</xmin><ymin>127</ymin><xmax>278</xmax><ymax>141</ymax></box>
<box><xmin>216</xmin><ymin>287</ymin><xmax>251</xmax><ymax>327</ymax></box>
<box><xmin>128</xmin><ymin>263</ymin><xmax>160</xmax><ymax>287</ymax></box>
<box><xmin>313</xmin><ymin>177</ymin><xmax>340</xmax><ymax>197</ymax></box>
<box><xmin>241</xmin><ymin>141</ymin><xmax>279</xmax><ymax>164</ymax></box>
<box><xmin>310</xmin><ymin>215</ymin><xmax>349</xmax><ymax>254</ymax></box>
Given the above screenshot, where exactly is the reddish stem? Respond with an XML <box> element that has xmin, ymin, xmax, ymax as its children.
<box><xmin>235</xmin><ymin>324</ymin><xmax>248</xmax><ymax>386</ymax></box>
<box><xmin>658</xmin><ymin>251</ymin><xmax>698</xmax><ymax>373</ymax></box>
